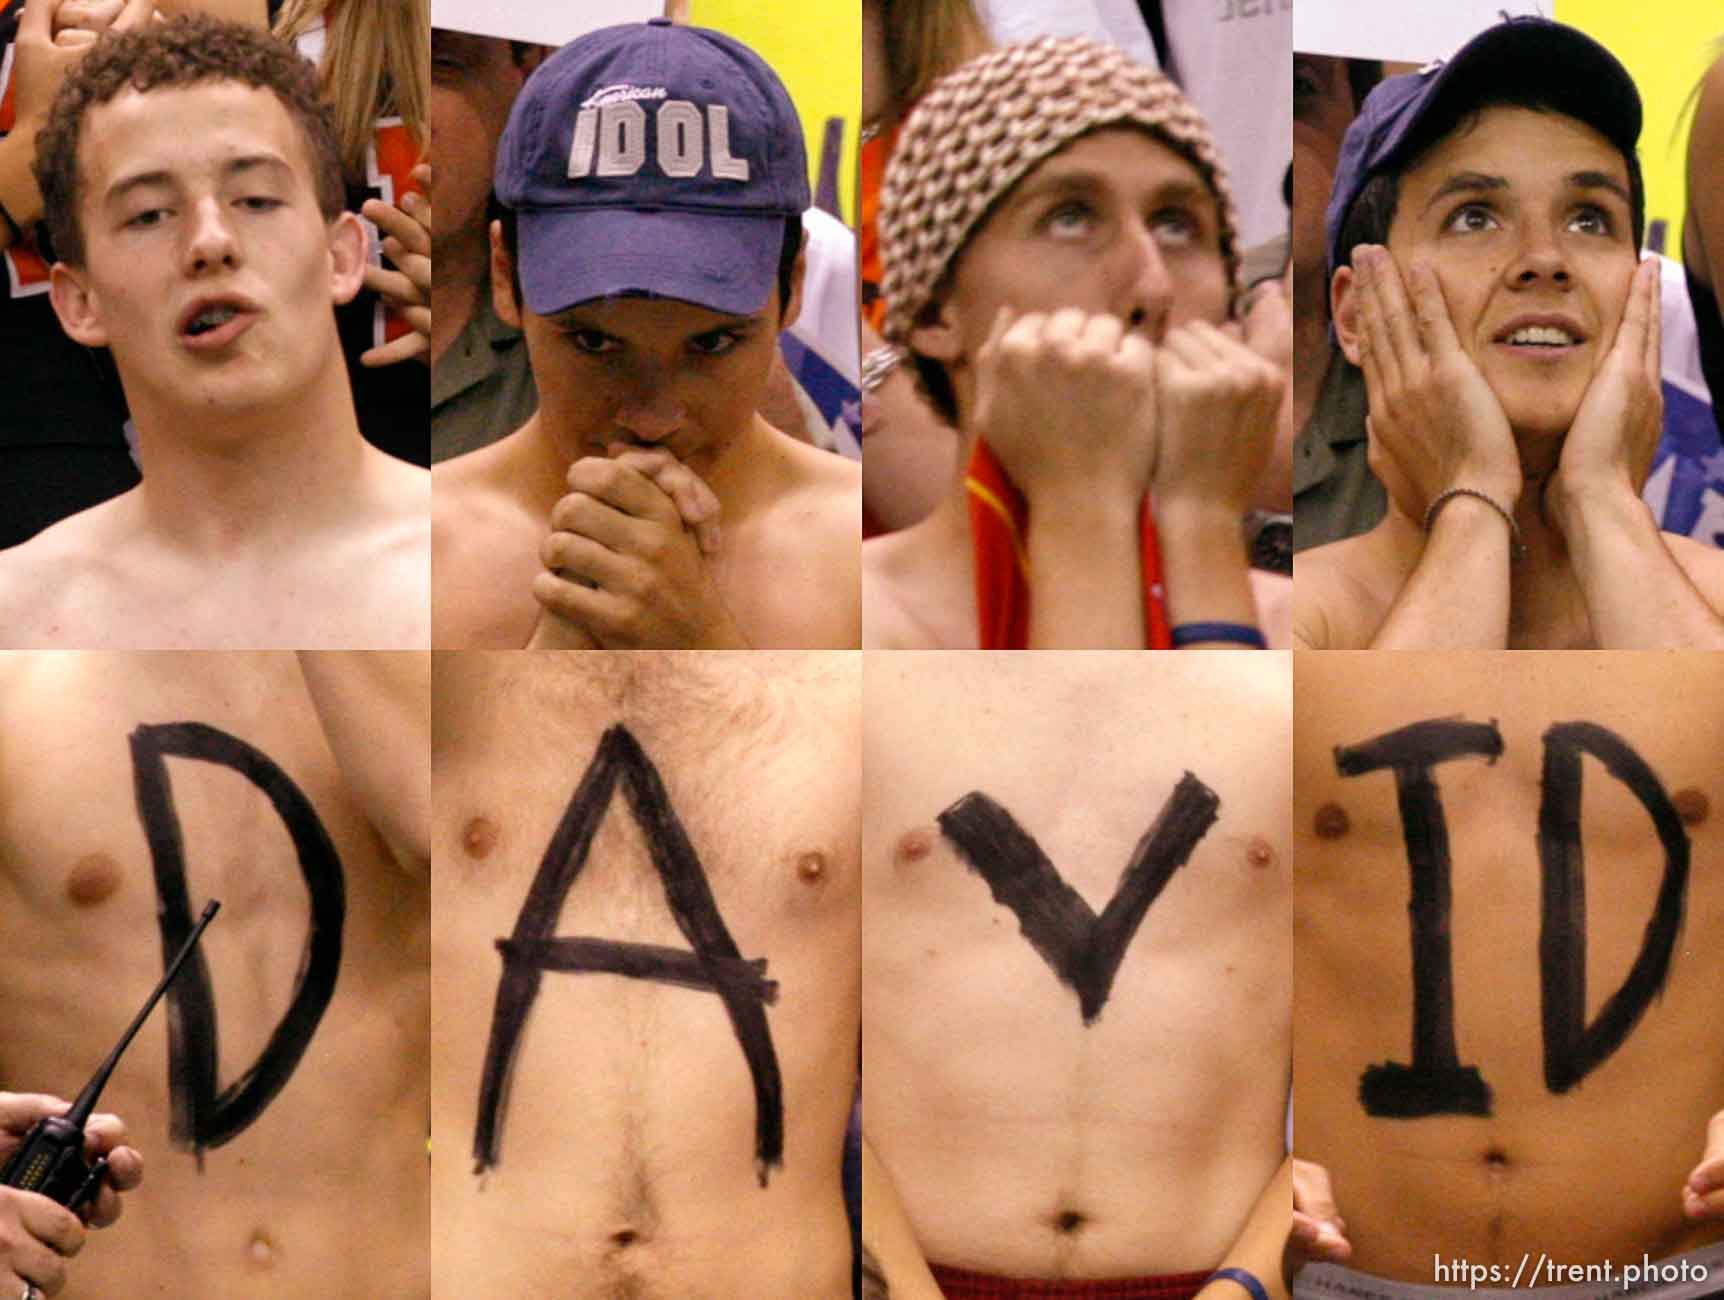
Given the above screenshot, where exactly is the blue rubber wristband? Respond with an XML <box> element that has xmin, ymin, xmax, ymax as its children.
<box><xmin>1170</xmin><ymin>621</ymin><xmax>1267</xmax><ymax>649</ymax></box>
<box><xmin>1209</xmin><ymin>1267</ymin><xmax>1270</xmax><ymax>1300</ymax></box>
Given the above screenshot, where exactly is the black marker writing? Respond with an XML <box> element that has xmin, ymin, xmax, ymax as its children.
<box><xmin>130</xmin><ymin>723</ymin><xmax>346</xmax><ymax>1155</ymax></box>
<box><xmin>474</xmin><ymin>725</ymin><xmax>783</xmax><ymax>1184</ymax></box>
<box><xmin>1538</xmin><ymin>722</ymin><xmax>1688</xmax><ymax>1093</ymax></box>
<box><xmin>937</xmin><ymin>775</ymin><xmax>1220</xmax><ymax>1025</ymax></box>
<box><xmin>1335</xmin><ymin>718</ymin><xmax>1503</xmax><ymax>1119</ymax></box>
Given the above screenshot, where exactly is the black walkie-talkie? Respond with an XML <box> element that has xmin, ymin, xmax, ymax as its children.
<box><xmin>1</xmin><ymin>899</ymin><xmax>220</xmax><ymax>1213</ymax></box>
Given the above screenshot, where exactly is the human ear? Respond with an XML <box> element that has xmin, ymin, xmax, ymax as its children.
<box><xmin>48</xmin><ymin>262</ymin><xmax>109</xmax><ymax>348</ymax></box>
<box><xmin>327</xmin><ymin>211</ymin><xmax>367</xmax><ymax>306</ymax></box>
<box><xmin>1330</xmin><ymin>263</ymin><xmax>1362</xmax><ymax>367</ymax></box>
<box><xmin>489</xmin><ymin>220</ymin><xmax>521</xmax><ymax>329</ymax></box>
<box><xmin>907</xmin><ymin>290</ymin><xmax>964</xmax><ymax>363</ymax></box>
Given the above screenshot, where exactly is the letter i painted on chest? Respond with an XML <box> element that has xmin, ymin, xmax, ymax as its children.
<box><xmin>1334</xmin><ymin>718</ymin><xmax>1502</xmax><ymax>1119</ymax></box>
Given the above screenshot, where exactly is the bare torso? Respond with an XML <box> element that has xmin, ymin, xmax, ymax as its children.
<box><xmin>1295</xmin><ymin>652</ymin><xmax>1724</xmax><ymax>1278</ymax></box>
<box><xmin>0</xmin><ymin>456</ymin><xmax>430</xmax><ymax>649</ymax></box>
<box><xmin>1294</xmin><ymin>521</ymin><xmax>1724</xmax><ymax>649</ymax></box>
<box><xmin>432</xmin><ymin>426</ymin><xmax>861</xmax><ymax>649</ymax></box>
<box><xmin>430</xmin><ymin>652</ymin><xmax>861</xmax><ymax>1299</ymax></box>
<box><xmin>863</xmin><ymin>652</ymin><xmax>1291</xmax><ymax>1278</ymax></box>
<box><xmin>0</xmin><ymin>652</ymin><xmax>429</xmax><ymax>1298</ymax></box>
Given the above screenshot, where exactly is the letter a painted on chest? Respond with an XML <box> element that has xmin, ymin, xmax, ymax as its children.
<box><xmin>473</xmin><ymin>725</ymin><xmax>784</xmax><ymax>1185</ymax></box>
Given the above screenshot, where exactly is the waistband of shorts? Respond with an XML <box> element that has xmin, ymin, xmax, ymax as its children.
<box><xmin>1293</xmin><ymin>1241</ymin><xmax>1724</xmax><ymax>1300</ymax></box>
<box><xmin>929</xmin><ymin>1262</ymin><xmax>1214</xmax><ymax>1300</ymax></box>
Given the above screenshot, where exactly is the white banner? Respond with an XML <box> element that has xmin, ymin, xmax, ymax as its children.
<box><xmin>431</xmin><ymin>0</ymin><xmax>661</xmax><ymax>45</ymax></box>
<box><xmin>1294</xmin><ymin>0</ymin><xmax>1546</xmax><ymax>63</ymax></box>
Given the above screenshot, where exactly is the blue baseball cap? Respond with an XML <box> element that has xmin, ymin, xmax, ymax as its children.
<box><xmin>1325</xmin><ymin>16</ymin><xmax>1641</xmax><ymax>280</ymax></box>
<box><xmin>495</xmin><ymin>19</ymin><xmax>810</xmax><ymax>317</ymax></box>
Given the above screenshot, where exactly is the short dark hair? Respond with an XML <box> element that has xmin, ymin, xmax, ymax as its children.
<box><xmin>34</xmin><ymin>14</ymin><xmax>345</xmax><ymax>268</ymax></box>
<box><xmin>499</xmin><ymin>209</ymin><xmax>805</xmax><ymax>321</ymax></box>
<box><xmin>1334</xmin><ymin>91</ymin><xmax>1646</xmax><ymax>270</ymax></box>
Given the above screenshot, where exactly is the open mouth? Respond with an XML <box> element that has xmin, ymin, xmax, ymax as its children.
<box><xmin>1493</xmin><ymin>317</ymin><xmax>1586</xmax><ymax>353</ymax></box>
<box><xmin>178</xmin><ymin>297</ymin><xmax>260</xmax><ymax>351</ymax></box>
<box><xmin>185</xmin><ymin>304</ymin><xmax>241</xmax><ymax>337</ymax></box>
<box><xmin>1502</xmin><ymin>325</ymin><xmax>1578</xmax><ymax>347</ymax></box>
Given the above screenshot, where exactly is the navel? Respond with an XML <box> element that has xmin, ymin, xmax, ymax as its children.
<box><xmin>246</xmin><ymin>1228</ymin><xmax>278</xmax><ymax>1268</ymax></box>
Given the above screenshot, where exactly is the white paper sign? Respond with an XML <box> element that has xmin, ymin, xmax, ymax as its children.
<box><xmin>432</xmin><ymin>0</ymin><xmax>662</xmax><ymax>45</ymax></box>
<box><xmin>1295</xmin><ymin>0</ymin><xmax>1546</xmax><ymax>63</ymax></box>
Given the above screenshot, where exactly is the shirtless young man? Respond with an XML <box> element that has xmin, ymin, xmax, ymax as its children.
<box><xmin>0</xmin><ymin>16</ymin><xmax>429</xmax><ymax>650</ymax></box>
<box><xmin>430</xmin><ymin>652</ymin><xmax>859</xmax><ymax>1297</ymax></box>
<box><xmin>432</xmin><ymin>20</ymin><xmax>861</xmax><ymax>650</ymax></box>
<box><xmin>1293</xmin><ymin>17</ymin><xmax>1724</xmax><ymax>650</ymax></box>
<box><xmin>862</xmin><ymin>38</ymin><xmax>1291</xmax><ymax>651</ymax></box>
<box><xmin>1293</xmin><ymin>652</ymin><xmax>1724</xmax><ymax>1299</ymax></box>
<box><xmin>864</xmin><ymin>653</ymin><xmax>1292</xmax><ymax>1300</ymax></box>
<box><xmin>0</xmin><ymin>650</ymin><xmax>429</xmax><ymax>1299</ymax></box>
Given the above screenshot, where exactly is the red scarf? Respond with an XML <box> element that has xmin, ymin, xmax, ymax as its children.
<box><xmin>966</xmin><ymin>440</ymin><xmax>1171</xmax><ymax>649</ymax></box>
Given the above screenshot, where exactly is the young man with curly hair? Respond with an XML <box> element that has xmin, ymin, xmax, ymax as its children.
<box><xmin>0</xmin><ymin>14</ymin><xmax>428</xmax><ymax>649</ymax></box>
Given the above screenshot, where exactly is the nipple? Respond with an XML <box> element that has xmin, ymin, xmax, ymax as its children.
<box><xmin>1673</xmin><ymin>788</ymin><xmax>1709</xmax><ymax>827</ymax></box>
<box><xmin>1313</xmin><ymin>803</ymin><xmax>1350</xmax><ymax>840</ymax></box>
<box><xmin>895</xmin><ymin>828</ymin><xmax>934</xmax><ymax>865</ymax></box>
<box><xmin>462</xmin><ymin>816</ymin><xmax>500</xmax><ymax>859</ymax></box>
<box><xmin>66</xmin><ymin>853</ymin><xmax>122</xmax><ymax>907</ymax></box>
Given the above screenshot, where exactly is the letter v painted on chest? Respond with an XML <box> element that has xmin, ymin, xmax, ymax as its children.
<box><xmin>937</xmin><ymin>775</ymin><xmax>1221</xmax><ymax>1025</ymax></box>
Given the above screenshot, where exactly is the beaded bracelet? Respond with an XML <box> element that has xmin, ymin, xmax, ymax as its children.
<box><xmin>1422</xmin><ymin>486</ymin><xmax>1525</xmax><ymax>560</ymax></box>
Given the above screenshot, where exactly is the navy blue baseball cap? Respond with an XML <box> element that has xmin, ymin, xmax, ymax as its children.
<box><xmin>1325</xmin><ymin>16</ymin><xmax>1642</xmax><ymax>280</ymax></box>
<box><xmin>495</xmin><ymin>19</ymin><xmax>811</xmax><ymax>317</ymax></box>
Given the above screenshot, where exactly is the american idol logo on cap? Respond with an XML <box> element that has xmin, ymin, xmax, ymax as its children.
<box><xmin>582</xmin><ymin>84</ymin><xmax>669</xmax><ymax>109</ymax></box>
<box><xmin>568</xmin><ymin>96</ymin><xmax>753</xmax><ymax>182</ymax></box>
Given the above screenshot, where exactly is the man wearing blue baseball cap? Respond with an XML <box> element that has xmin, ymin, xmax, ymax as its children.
<box><xmin>432</xmin><ymin>18</ymin><xmax>861</xmax><ymax>650</ymax></box>
<box><xmin>1292</xmin><ymin>16</ymin><xmax>1724</xmax><ymax>649</ymax></box>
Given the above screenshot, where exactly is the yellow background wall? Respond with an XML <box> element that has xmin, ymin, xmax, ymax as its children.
<box><xmin>693</xmin><ymin>0</ymin><xmax>861</xmax><ymax>226</ymax></box>
<box><xmin>1558</xmin><ymin>0</ymin><xmax>1720</xmax><ymax>258</ymax></box>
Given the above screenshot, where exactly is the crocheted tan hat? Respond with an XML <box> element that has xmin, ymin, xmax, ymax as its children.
<box><xmin>878</xmin><ymin>35</ymin><xmax>1241</xmax><ymax>345</ymax></box>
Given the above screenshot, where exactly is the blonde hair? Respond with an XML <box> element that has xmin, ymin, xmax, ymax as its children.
<box><xmin>884</xmin><ymin>0</ymin><xmax>991</xmax><ymax>123</ymax></box>
<box><xmin>274</xmin><ymin>0</ymin><xmax>428</xmax><ymax>182</ymax></box>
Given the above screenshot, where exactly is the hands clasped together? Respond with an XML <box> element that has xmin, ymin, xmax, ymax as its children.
<box><xmin>0</xmin><ymin>1094</ymin><xmax>141</xmax><ymax>1299</ymax></box>
<box><xmin>968</xmin><ymin>287</ymin><xmax>1285</xmax><ymax>525</ymax></box>
<box><xmin>1347</xmin><ymin>243</ymin><xmax>1661</xmax><ymax>538</ymax></box>
<box><xmin>532</xmin><ymin>444</ymin><xmax>743</xmax><ymax>649</ymax></box>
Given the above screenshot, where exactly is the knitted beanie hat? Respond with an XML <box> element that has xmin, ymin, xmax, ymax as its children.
<box><xmin>878</xmin><ymin>35</ymin><xmax>1241</xmax><ymax>345</ymax></box>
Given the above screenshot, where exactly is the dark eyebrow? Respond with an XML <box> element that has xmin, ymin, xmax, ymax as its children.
<box><xmin>545</xmin><ymin>308</ymin><xmax>602</xmax><ymax>331</ymax></box>
<box><xmin>1004</xmin><ymin>171</ymin><xmax>1107</xmax><ymax>214</ymax></box>
<box><xmin>104</xmin><ymin>154</ymin><xmax>294</xmax><ymax>207</ymax></box>
<box><xmin>1567</xmin><ymin>170</ymin><xmax>1633</xmax><ymax>208</ymax></box>
<box><xmin>1007</xmin><ymin>169</ymin><xmax>1214</xmax><ymax>217</ymax></box>
<box><xmin>1420</xmin><ymin>171</ymin><xmax>1508</xmax><ymax>218</ymax></box>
